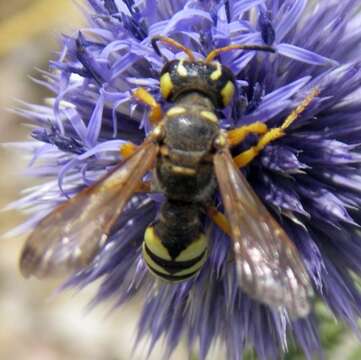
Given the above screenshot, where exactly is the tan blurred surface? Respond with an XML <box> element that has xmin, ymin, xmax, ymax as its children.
<box><xmin>0</xmin><ymin>1</ymin><xmax>188</xmax><ymax>359</ymax></box>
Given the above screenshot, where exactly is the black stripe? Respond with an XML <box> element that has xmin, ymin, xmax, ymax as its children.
<box><xmin>148</xmin><ymin>264</ymin><xmax>199</xmax><ymax>281</ymax></box>
<box><xmin>144</xmin><ymin>243</ymin><xmax>206</xmax><ymax>274</ymax></box>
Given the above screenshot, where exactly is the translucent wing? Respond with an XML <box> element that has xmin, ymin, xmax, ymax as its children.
<box><xmin>20</xmin><ymin>141</ymin><xmax>159</xmax><ymax>279</ymax></box>
<box><xmin>214</xmin><ymin>148</ymin><xmax>313</xmax><ymax>318</ymax></box>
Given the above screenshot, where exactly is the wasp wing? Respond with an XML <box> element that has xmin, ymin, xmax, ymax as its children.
<box><xmin>214</xmin><ymin>148</ymin><xmax>313</xmax><ymax>318</ymax></box>
<box><xmin>20</xmin><ymin>141</ymin><xmax>158</xmax><ymax>279</ymax></box>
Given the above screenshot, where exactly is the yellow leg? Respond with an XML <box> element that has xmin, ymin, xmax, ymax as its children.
<box><xmin>234</xmin><ymin>87</ymin><xmax>320</xmax><ymax>168</ymax></box>
<box><xmin>227</xmin><ymin>121</ymin><xmax>268</xmax><ymax>147</ymax></box>
<box><xmin>119</xmin><ymin>143</ymin><xmax>151</xmax><ymax>192</ymax></box>
<box><xmin>136</xmin><ymin>181</ymin><xmax>151</xmax><ymax>192</ymax></box>
<box><xmin>133</xmin><ymin>87</ymin><xmax>164</xmax><ymax>125</ymax></box>
<box><xmin>233</xmin><ymin>128</ymin><xmax>284</xmax><ymax>167</ymax></box>
<box><xmin>120</xmin><ymin>143</ymin><xmax>137</xmax><ymax>159</ymax></box>
<box><xmin>280</xmin><ymin>87</ymin><xmax>320</xmax><ymax>130</ymax></box>
<box><xmin>207</xmin><ymin>207</ymin><xmax>232</xmax><ymax>237</ymax></box>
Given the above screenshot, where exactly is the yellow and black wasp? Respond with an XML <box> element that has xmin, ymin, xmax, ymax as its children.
<box><xmin>20</xmin><ymin>36</ymin><xmax>318</xmax><ymax>318</ymax></box>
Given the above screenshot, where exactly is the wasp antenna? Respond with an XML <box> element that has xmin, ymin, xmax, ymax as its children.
<box><xmin>151</xmin><ymin>35</ymin><xmax>196</xmax><ymax>62</ymax></box>
<box><xmin>205</xmin><ymin>44</ymin><xmax>276</xmax><ymax>63</ymax></box>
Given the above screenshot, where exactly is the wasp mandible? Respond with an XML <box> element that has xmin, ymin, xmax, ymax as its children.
<box><xmin>20</xmin><ymin>36</ymin><xmax>319</xmax><ymax>318</ymax></box>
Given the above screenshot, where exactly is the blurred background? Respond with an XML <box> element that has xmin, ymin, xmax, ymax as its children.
<box><xmin>0</xmin><ymin>1</ymin><xmax>360</xmax><ymax>359</ymax></box>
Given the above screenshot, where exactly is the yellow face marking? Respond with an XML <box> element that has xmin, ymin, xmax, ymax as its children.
<box><xmin>167</xmin><ymin>106</ymin><xmax>186</xmax><ymax>117</ymax></box>
<box><xmin>221</xmin><ymin>80</ymin><xmax>235</xmax><ymax>106</ymax></box>
<box><xmin>170</xmin><ymin>165</ymin><xmax>196</xmax><ymax>176</ymax></box>
<box><xmin>200</xmin><ymin>110</ymin><xmax>218</xmax><ymax>123</ymax></box>
<box><xmin>210</xmin><ymin>61</ymin><xmax>222</xmax><ymax>81</ymax></box>
<box><xmin>144</xmin><ymin>227</ymin><xmax>172</xmax><ymax>260</ymax></box>
<box><xmin>177</xmin><ymin>59</ymin><xmax>188</xmax><ymax>77</ymax></box>
<box><xmin>160</xmin><ymin>72</ymin><xmax>174</xmax><ymax>99</ymax></box>
<box><xmin>175</xmin><ymin>233</ymin><xmax>207</xmax><ymax>262</ymax></box>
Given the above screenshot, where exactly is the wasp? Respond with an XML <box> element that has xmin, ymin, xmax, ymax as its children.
<box><xmin>20</xmin><ymin>36</ymin><xmax>318</xmax><ymax>318</ymax></box>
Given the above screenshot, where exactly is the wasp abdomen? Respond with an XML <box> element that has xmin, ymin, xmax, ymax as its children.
<box><xmin>142</xmin><ymin>201</ymin><xmax>207</xmax><ymax>282</ymax></box>
<box><xmin>143</xmin><ymin>227</ymin><xmax>207</xmax><ymax>281</ymax></box>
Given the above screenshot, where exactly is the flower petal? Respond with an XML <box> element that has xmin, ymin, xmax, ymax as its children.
<box><xmin>277</xmin><ymin>43</ymin><xmax>339</xmax><ymax>66</ymax></box>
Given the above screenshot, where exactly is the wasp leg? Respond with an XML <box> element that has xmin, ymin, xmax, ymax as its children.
<box><xmin>227</xmin><ymin>122</ymin><xmax>268</xmax><ymax>147</ymax></box>
<box><xmin>120</xmin><ymin>143</ymin><xmax>138</xmax><ymax>159</ymax></box>
<box><xmin>119</xmin><ymin>144</ymin><xmax>151</xmax><ymax>192</ymax></box>
<box><xmin>233</xmin><ymin>87</ymin><xmax>320</xmax><ymax>168</ymax></box>
<box><xmin>207</xmin><ymin>206</ymin><xmax>232</xmax><ymax>237</ymax></box>
<box><xmin>133</xmin><ymin>87</ymin><xmax>164</xmax><ymax>125</ymax></box>
<box><xmin>136</xmin><ymin>181</ymin><xmax>151</xmax><ymax>192</ymax></box>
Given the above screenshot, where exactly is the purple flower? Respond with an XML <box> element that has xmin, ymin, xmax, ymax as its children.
<box><xmin>9</xmin><ymin>0</ymin><xmax>361</xmax><ymax>359</ymax></box>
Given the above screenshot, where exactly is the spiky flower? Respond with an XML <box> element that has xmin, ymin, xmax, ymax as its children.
<box><xmin>9</xmin><ymin>0</ymin><xmax>361</xmax><ymax>359</ymax></box>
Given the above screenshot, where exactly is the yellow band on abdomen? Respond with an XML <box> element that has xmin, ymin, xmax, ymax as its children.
<box><xmin>142</xmin><ymin>226</ymin><xmax>208</xmax><ymax>282</ymax></box>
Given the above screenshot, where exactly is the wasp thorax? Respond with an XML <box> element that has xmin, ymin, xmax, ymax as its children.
<box><xmin>160</xmin><ymin>60</ymin><xmax>236</xmax><ymax>108</ymax></box>
<box><xmin>165</xmin><ymin>101</ymin><xmax>219</xmax><ymax>154</ymax></box>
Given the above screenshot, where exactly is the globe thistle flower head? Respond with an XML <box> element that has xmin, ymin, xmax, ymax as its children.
<box><xmin>9</xmin><ymin>0</ymin><xmax>361</xmax><ymax>359</ymax></box>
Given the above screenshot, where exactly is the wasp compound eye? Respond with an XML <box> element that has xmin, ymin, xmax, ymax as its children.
<box><xmin>219</xmin><ymin>79</ymin><xmax>235</xmax><ymax>107</ymax></box>
<box><xmin>160</xmin><ymin>68</ymin><xmax>175</xmax><ymax>100</ymax></box>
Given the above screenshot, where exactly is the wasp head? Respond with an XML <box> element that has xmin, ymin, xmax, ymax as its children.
<box><xmin>159</xmin><ymin>60</ymin><xmax>236</xmax><ymax>109</ymax></box>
